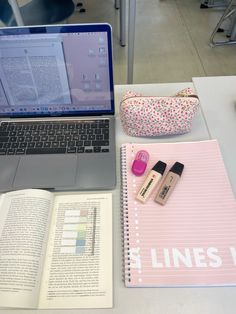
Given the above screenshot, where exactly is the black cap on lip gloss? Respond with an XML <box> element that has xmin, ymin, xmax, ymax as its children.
<box><xmin>152</xmin><ymin>161</ymin><xmax>167</xmax><ymax>175</ymax></box>
<box><xmin>170</xmin><ymin>162</ymin><xmax>184</xmax><ymax>176</ymax></box>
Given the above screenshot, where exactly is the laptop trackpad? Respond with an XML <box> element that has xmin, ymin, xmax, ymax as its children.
<box><xmin>13</xmin><ymin>155</ymin><xmax>77</xmax><ymax>189</ymax></box>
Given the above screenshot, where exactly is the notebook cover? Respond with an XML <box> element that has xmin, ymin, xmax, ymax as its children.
<box><xmin>121</xmin><ymin>140</ymin><xmax>236</xmax><ymax>287</ymax></box>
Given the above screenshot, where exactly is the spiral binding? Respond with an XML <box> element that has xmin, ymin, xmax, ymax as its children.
<box><xmin>120</xmin><ymin>144</ymin><xmax>131</xmax><ymax>284</ymax></box>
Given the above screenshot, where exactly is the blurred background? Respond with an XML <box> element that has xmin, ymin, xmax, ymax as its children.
<box><xmin>2</xmin><ymin>0</ymin><xmax>236</xmax><ymax>85</ymax></box>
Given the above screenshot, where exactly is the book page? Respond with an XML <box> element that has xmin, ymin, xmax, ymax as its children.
<box><xmin>0</xmin><ymin>189</ymin><xmax>53</xmax><ymax>308</ymax></box>
<box><xmin>39</xmin><ymin>193</ymin><xmax>112</xmax><ymax>309</ymax></box>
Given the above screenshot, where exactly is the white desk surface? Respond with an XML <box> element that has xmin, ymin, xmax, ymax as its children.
<box><xmin>1</xmin><ymin>80</ymin><xmax>236</xmax><ymax>314</ymax></box>
<box><xmin>193</xmin><ymin>76</ymin><xmax>236</xmax><ymax>196</ymax></box>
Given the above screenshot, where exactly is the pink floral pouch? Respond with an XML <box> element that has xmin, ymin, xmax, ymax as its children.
<box><xmin>120</xmin><ymin>88</ymin><xmax>199</xmax><ymax>137</ymax></box>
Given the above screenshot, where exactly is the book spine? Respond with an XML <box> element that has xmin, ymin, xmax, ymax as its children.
<box><xmin>120</xmin><ymin>145</ymin><xmax>131</xmax><ymax>285</ymax></box>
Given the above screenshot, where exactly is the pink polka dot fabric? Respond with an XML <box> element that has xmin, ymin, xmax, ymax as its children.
<box><xmin>120</xmin><ymin>88</ymin><xmax>199</xmax><ymax>137</ymax></box>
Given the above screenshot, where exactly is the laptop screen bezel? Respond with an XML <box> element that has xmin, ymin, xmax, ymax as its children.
<box><xmin>0</xmin><ymin>23</ymin><xmax>115</xmax><ymax>118</ymax></box>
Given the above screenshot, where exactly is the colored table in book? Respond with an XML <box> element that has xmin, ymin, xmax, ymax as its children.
<box><xmin>0</xmin><ymin>78</ymin><xmax>235</xmax><ymax>314</ymax></box>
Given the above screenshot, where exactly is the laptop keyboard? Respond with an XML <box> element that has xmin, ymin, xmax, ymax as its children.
<box><xmin>0</xmin><ymin>119</ymin><xmax>110</xmax><ymax>155</ymax></box>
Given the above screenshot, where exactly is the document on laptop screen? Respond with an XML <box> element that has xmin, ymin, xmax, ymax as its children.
<box><xmin>0</xmin><ymin>38</ymin><xmax>71</xmax><ymax>107</ymax></box>
<box><xmin>0</xmin><ymin>27</ymin><xmax>114</xmax><ymax>116</ymax></box>
<box><xmin>0</xmin><ymin>79</ymin><xmax>8</xmax><ymax>107</ymax></box>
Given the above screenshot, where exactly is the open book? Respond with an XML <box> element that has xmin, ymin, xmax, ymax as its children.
<box><xmin>0</xmin><ymin>190</ymin><xmax>112</xmax><ymax>309</ymax></box>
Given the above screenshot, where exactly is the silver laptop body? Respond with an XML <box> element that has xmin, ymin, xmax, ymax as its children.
<box><xmin>0</xmin><ymin>24</ymin><xmax>116</xmax><ymax>192</ymax></box>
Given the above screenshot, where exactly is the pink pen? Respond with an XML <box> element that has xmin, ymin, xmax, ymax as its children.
<box><xmin>131</xmin><ymin>150</ymin><xmax>149</xmax><ymax>176</ymax></box>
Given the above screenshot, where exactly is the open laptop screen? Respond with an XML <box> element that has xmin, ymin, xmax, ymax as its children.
<box><xmin>0</xmin><ymin>24</ymin><xmax>114</xmax><ymax>117</ymax></box>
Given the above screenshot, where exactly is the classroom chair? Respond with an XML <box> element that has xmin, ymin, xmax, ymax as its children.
<box><xmin>0</xmin><ymin>0</ymin><xmax>75</xmax><ymax>26</ymax></box>
<box><xmin>200</xmin><ymin>0</ymin><xmax>228</xmax><ymax>8</ymax></box>
<box><xmin>209</xmin><ymin>0</ymin><xmax>236</xmax><ymax>45</ymax></box>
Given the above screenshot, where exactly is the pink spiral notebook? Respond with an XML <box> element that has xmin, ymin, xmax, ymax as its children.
<box><xmin>121</xmin><ymin>140</ymin><xmax>236</xmax><ymax>287</ymax></box>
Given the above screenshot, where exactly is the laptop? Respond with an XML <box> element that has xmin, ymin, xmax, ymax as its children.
<box><xmin>0</xmin><ymin>23</ymin><xmax>116</xmax><ymax>192</ymax></box>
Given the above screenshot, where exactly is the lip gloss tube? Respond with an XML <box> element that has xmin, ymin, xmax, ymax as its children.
<box><xmin>155</xmin><ymin>161</ymin><xmax>184</xmax><ymax>205</ymax></box>
<box><xmin>136</xmin><ymin>161</ymin><xmax>167</xmax><ymax>203</ymax></box>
